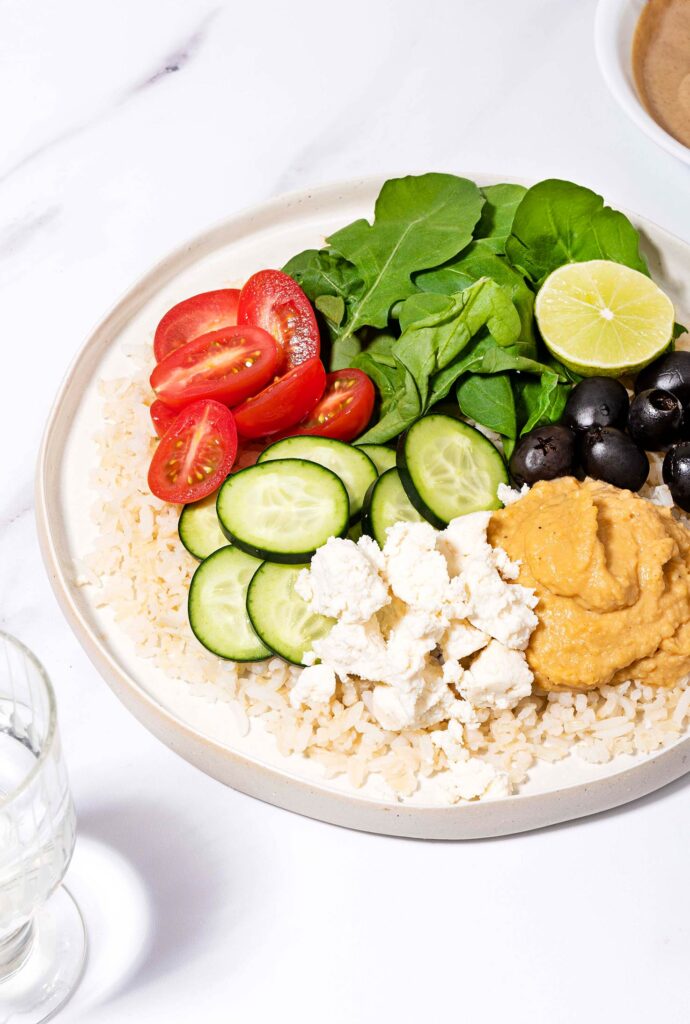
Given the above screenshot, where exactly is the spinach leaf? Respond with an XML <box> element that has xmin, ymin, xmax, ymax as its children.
<box><xmin>515</xmin><ymin>372</ymin><xmax>570</xmax><ymax>435</ymax></box>
<box><xmin>416</xmin><ymin>243</ymin><xmax>536</xmax><ymax>354</ymax></box>
<box><xmin>327</xmin><ymin>173</ymin><xmax>484</xmax><ymax>346</ymax></box>
<box><xmin>456</xmin><ymin>373</ymin><xmax>517</xmax><ymax>438</ymax></box>
<box><xmin>395</xmin><ymin>279</ymin><xmax>522</xmax><ymax>407</ymax></box>
<box><xmin>355</xmin><ymin>278</ymin><xmax>522</xmax><ymax>443</ymax></box>
<box><xmin>353</xmin><ymin>351</ymin><xmax>421</xmax><ymax>444</ymax></box>
<box><xmin>475</xmin><ymin>183</ymin><xmax>527</xmax><ymax>253</ymax></box>
<box><xmin>505</xmin><ymin>179</ymin><xmax>649</xmax><ymax>286</ymax></box>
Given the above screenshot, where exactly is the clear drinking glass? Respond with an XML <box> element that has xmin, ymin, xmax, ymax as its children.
<box><xmin>0</xmin><ymin>632</ymin><xmax>86</xmax><ymax>1022</ymax></box>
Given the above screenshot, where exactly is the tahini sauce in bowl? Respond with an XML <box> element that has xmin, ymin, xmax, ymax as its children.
<box><xmin>633</xmin><ymin>0</ymin><xmax>690</xmax><ymax>148</ymax></box>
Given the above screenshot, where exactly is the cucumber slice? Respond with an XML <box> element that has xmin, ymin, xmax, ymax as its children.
<box><xmin>247</xmin><ymin>562</ymin><xmax>335</xmax><ymax>666</ymax></box>
<box><xmin>178</xmin><ymin>491</ymin><xmax>227</xmax><ymax>561</ymax></box>
<box><xmin>355</xmin><ymin>443</ymin><xmax>397</xmax><ymax>475</ymax></box>
<box><xmin>361</xmin><ymin>468</ymin><xmax>425</xmax><ymax>547</ymax></box>
<box><xmin>216</xmin><ymin>459</ymin><xmax>349</xmax><ymax>563</ymax></box>
<box><xmin>259</xmin><ymin>436</ymin><xmax>376</xmax><ymax>520</ymax></box>
<box><xmin>188</xmin><ymin>546</ymin><xmax>270</xmax><ymax>661</ymax></box>
<box><xmin>397</xmin><ymin>415</ymin><xmax>508</xmax><ymax>527</ymax></box>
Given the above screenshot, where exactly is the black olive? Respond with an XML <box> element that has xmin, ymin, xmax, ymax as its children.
<box><xmin>627</xmin><ymin>388</ymin><xmax>683</xmax><ymax>450</ymax></box>
<box><xmin>663</xmin><ymin>442</ymin><xmax>690</xmax><ymax>512</ymax></box>
<box><xmin>635</xmin><ymin>351</ymin><xmax>690</xmax><ymax>405</ymax></box>
<box><xmin>562</xmin><ymin>377</ymin><xmax>629</xmax><ymax>433</ymax></box>
<box><xmin>580</xmin><ymin>427</ymin><xmax>649</xmax><ymax>491</ymax></box>
<box><xmin>509</xmin><ymin>425</ymin><xmax>578</xmax><ymax>486</ymax></box>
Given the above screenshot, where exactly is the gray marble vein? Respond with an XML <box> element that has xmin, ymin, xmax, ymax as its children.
<box><xmin>0</xmin><ymin>8</ymin><xmax>220</xmax><ymax>187</ymax></box>
<box><xmin>0</xmin><ymin>205</ymin><xmax>60</xmax><ymax>262</ymax></box>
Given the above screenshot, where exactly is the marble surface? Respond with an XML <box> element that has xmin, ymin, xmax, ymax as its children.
<box><xmin>2</xmin><ymin>0</ymin><xmax>690</xmax><ymax>1020</ymax></box>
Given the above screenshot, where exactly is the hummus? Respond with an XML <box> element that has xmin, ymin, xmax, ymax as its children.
<box><xmin>488</xmin><ymin>477</ymin><xmax>690</xmax><ymax>692</ymax></box>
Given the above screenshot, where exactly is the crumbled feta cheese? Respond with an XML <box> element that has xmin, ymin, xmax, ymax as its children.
<box><xmin>441</xmin><ymin>512</ymin><xmax>520</xmax><ymax>581</ymax></box>
<box><xmin>443</xmin><ymin>620</ymin><xmax>488</xmax><ymax>661</ymax></box>
<box><xmin>296</xmin><ymin>536</ymin><xmax>389</xmax><ymax>623</ymax></box>
<box><xmin>311</xmin><ymin>619</ymin><xmax>389</xmax><ymax>682</ymax></box>
<box><xmin>356</xmin><ymin>534</ymin><xmax>386</xmax><ymax>572</ymax></box>
<box><xmin>497</xmin><ymin>482</ymin><xmax>530</xmax><ymax>506</ymax></box>
<box><xmin>460</xmin><ymin>639</ymin><xmax>533</xmax><ymax>710</ymax></box>
<box><xmin>646</xmin><ymin>483</ymin><xmax>674</xmax><ymax>508</ymax></box>
<box><xmin>290</xmin><ymin>664</ymin><xmax>337</xmax><ymax>709</ymax></box>
<box><xmin>383</xmin><ymin>522</ymin><xmax>450</xmax><ymax>609</ymax></box>
<box><xmin>463</xmin><ymin>560</ymin><xmax>538</xmax><ymax>650</ymax></box>
<box><xmin>442</xmin><ymin>658</ymin><xmax>463</xmax><ymax>687</ymax></box>
<box><xmin>441</xmin><ymin>758</ymin><xmax>511</xmax><ymax>802</ymax></box>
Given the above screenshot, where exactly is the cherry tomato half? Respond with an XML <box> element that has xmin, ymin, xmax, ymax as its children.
<box><xmin>150</xmin><ymin>326</ymin><xmax>279</xmax><ymax>409</ymax></box>
<box><xmin>148</xmin><ymin>400</ymin><xmax>238</xmax><ymax>504</ymax></box>
<box><xmin>153</xmin><ymin>289</ymin><xmax>240</xmax><ymax>362</ymax></box>
<box><xmin>150</xmin><ymin>399</ymin><xmax>178</xmax><ymax>438</ymax></box>
<box><xmin>237</xmin><ymin>270</ymin><xmax>319</xmax><ymax>372</ymax></box>
<box><xmin>292</xmin><ymin>369</ymin><xmax>375</xmax><ymax>442</ymax></box>
<box><xmin>233</xmin><ymin>358</ymin><xmax>327</xmax><ymax>438</ymax></box>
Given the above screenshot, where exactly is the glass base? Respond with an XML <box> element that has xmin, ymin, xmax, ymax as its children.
<box><xmin>0</xmin><ymin>886</ymin><xmax>87</xmax><ymax>1023</ymax></box>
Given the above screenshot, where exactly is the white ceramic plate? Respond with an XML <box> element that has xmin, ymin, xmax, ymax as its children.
<box><xmin>36</xmin><ymin>175</ymin><xmax>690</xmax><ymax>839</ymax></box>
<box><xmin>595</xmin><ymin>0</ymin><xmax>690</xmax><ymax>166</ymax></box>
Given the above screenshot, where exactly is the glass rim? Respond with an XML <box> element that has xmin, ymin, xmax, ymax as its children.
<box><xmin>0</xmin><ymin>630</ymin><xmax>58</xmax><ymax>809</ymax></box>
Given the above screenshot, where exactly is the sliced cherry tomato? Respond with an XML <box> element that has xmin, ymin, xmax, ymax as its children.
<box><xmin>292</xmin><ymin>369</ymin><xmax>375</xmax><ymax>442</ymax></box>
<box><xmin>148</xmin><ymin>400</ymin><xmax>238</xmax><ymax>503</ymax></box>
<box><xmin>153</xmin><ymin>289</ymin><xmax>240</xmax><ymax>362</ymax></box>
<box><xmin>150</xmin><ymin>326</ymin><xmax>279</xmax><ymax>409</ymax></box>
<box><xmin>150</xmin><ymin>399</ymin><xmax>178</xmax><ymax>438</ymax></box>
<box><xmin>233</xmin><ymin>358</ymin><xmax>327</xmax><ymax>438</ymax></box>
<box><xmin>237</xmin><ymin>270</ymin><xmax>319</xmax><ymax>372</ymax></box>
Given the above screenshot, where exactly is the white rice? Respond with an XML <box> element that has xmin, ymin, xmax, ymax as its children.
<box><xmin>80</xmin><ymin>348</ymin><xmax>690</xmax><ymax>801</ymax></box>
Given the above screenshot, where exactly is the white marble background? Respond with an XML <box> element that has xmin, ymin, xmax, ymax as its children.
<box><xmin>2</xmin><ymin>0</ymin><xmax>690</xmax><ymax>1021</ymax></box>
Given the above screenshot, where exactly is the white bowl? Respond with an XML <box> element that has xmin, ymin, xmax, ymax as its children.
<box><xmin>595</xmin><ymin>0</ymin><xmax>690</xmax><ymax>165</ymax></box>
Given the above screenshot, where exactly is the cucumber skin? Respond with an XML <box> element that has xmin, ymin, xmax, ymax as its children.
<box><xmin>360</xmin><ymin>477</ymin><xmax>381</xmax><ymax>541</ymax></box>
<box><xmin>246</xmin><ymin>564</ymin><xmax>304</xmax><ymax>666</ymax></box>
<box><xmin>187</xmin><ymin>547</ymin><xmax>269</xmax><ymax>662</ymax></box>
<box><xmin>216</xmin><ymin>461</ymin><xmax>350</xmax><ymax>564</ymax></box>
<box><xmin>396</xmin><ymin>431</ymin><xmax>447</xmax><ymax>529</ymax></box>
<box><xmin>396</xmin><ymin>417</ymin><xmax>508</xmax><ymax>528</ymax></box>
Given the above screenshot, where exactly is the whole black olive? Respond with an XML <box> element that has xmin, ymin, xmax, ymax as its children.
<box><xmin>562</xmin><ymin>377</ymin><xmax>629</xmax><ymax>433</ymax></box>
<box><xmin>580</xmin><ymin>427</ymin><xmax>649</xmax><ymax>491</ymax></box>
<box><xmin>663</xmin><ymin>442</ymin><xmax>690</xmax><ymax>512</ymax></box>
<box><xmin>627</xmin><ymin>388</ymin><xmax>683</xmax><ymax>450</ymax></box>
<box><xmin>509</xmin><ymin>425</ymin><xmax>578</xmax><ymax>487</ymax></box>
<box><xmin>635</xmin><ymin>351</ymin><xmax>690</xmax><ymax>405</ymax></box>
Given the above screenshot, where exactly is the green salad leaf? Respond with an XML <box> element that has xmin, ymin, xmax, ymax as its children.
<box><xmin>354</xmin><ymin>277</ymin><xmax>522</xmax><ymax>443</ymax></box>
<box><xmin>515</xmin><ymin>372</ymin><xmax>570</xmax><ymax>434</ymax></box>
<box><xmin>456</xmin><ymin>373</ymin><xmax>516</xmax><ymax>439</ymax></box>
<box><xmin>326</xmin><ymin>173</ymin><xmax>484</xmax><ymax>365</ymax></box>
<box><xmin>475</xmin><ymin>183</ymin><xmax>527</xmax><ymax>254</ymax></box>
<box><xmin>506</xmin><ymin>179</ymin><xmax>649</xmax><ymax>286</ymax></box>
<box><xmin>416</xmin><ymin>244</ymin><xmax>535</xmax><ymax>352</ymax></box>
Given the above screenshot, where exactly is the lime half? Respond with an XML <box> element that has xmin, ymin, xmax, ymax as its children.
<box><xmin>535</xmin><ymin>259</ymin><xmax>675</xmax><ymax>377</ymax></box>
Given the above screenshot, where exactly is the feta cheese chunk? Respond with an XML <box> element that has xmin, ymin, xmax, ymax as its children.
<box><xmin>383</xmin><ymin>522</ymin><xmax>450</xmax><ymax>609</ymax></box>
<box><xmin>311</xmin><ymin>619</ymin><xmax>389</xmax><ymax>683</ymax></box>
<box><xmin>441</xmin><ymin>758</ymin><xmax>512</xmax><ymax>802</ymax></box>
<box><xmin>296</xmin><ymin>536</ymin><xmax>389</xmax><ymax>624</ymax></box>
<box><xmin>460</xmin><ymin>639</ymin><xmax>533</xmax><ymax>710</ymax></box>
<box><xmin>443</xmin><ymin>620</ymin><xmax>488</xmax><ymax>661</ymax></box>
<box><xmin>290</xmin><ymin>664</ymin><xmax>337</xmax><ymax>709</ymax></box>
<box><xmin>497</xmin><ymin>482</ymin><xmax>530</xmax><ymax>506</ymax></box>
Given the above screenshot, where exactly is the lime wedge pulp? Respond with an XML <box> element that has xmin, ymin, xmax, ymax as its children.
<box><xmin>535</xmin><ymin>259</ymin><xmax>675</xmax><ymax>377</ymax></box>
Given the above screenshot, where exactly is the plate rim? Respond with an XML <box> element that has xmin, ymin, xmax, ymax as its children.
<box><xmin>35</xmin><ymin>172</ymin><xmax>690</xmax><ymax>839</ymax></box>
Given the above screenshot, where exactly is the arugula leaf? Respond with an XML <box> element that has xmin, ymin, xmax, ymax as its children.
<box><xmin>515</xmin><ymin>372</ymin><xmax>570</xmax><ymax>435</ymax></box>
<box><xmin>506</xmin><ymin>179</ymin><xmax>649</xmax><ymax>286</ymax></box>
<box><xmin>327</xmin><ymin>173</ymin><xmax>484</xmax><ymax>347</ymax></box>
<box><xmin>456</xmin><ymin>373</ymin><xmax>516</xmax><ymax>438</ymax></box>
<box><xmin>416</xmin><ymin>243</ymin><xmax>536</xmax><ymax>353</ymax></box>
<box><xmin>475</xmin><ymin>184</ymin><xmax>527</xmax><ymax>253</ymax></box>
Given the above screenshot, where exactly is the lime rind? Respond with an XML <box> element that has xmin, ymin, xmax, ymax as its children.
<box><xmin>535</xmin><ymin>259</ymin><xmax>675</xmax><ymax>377</ymax></box>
